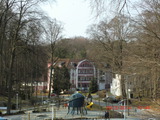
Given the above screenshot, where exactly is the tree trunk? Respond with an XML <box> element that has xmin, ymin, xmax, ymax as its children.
<box><xmin>7</xmin><ymin>48</ymin><xmax>15</xmax><ymax>114</ymax></box>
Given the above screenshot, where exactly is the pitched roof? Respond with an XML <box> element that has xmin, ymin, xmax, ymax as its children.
<box><xmin>54</xmin><ymin>58</ymin><xmax>70</xmax><ymax>68</ymax></box>
<box><xmin>48</xmin><ymin>58</ymin><xmax>95</xmax><ymax>69</ymax></box>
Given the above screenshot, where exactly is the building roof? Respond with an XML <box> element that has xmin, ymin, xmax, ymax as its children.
<box><xmin>53</xmin><ymin>58</ymin><xmax>70</xmax><ymax>68</ymax></box>
<box><xmin>48</xmin><ymin>58</ymin><xmax>95</xmax><ymax>69</ymax></box>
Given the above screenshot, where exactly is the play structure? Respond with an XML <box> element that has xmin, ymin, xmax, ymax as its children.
<box><xmin>67</xmin><ymin>93</ymin><xmax>87</xmax><ymax>115</ymax></box>
<box><xmin>86</xmin><ymin>102</ymin><xmax>93</xmax><ymax>110</ymax></box>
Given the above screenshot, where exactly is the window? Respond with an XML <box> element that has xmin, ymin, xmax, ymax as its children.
<box><xmin>78</xmin><ymin>69</ymin><xmax>81</xmax><ymax>74</ymax></box>
<box><xmin>89</xmin><ymin>69</ymin><xmax>93</xmax><ymax>74</ymax></box>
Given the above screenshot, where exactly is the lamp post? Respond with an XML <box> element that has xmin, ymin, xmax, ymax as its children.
<box><xmin>42</xmin><ymin>82</ymin><xmax>44</xmax><ymax>105</ymax></box>
<box><xmin>124</xmin><ymin>99</ymin><xmax>126</xmax><ymax>120</ymax></box>
<box><xmin>50</xmin><ymin>104</ymin><xmax>56</xmax><ymax>120</ymax></box>
<box><xmin>126</xmin><ymin>77</ymin><xmax>130</xmax><ymax>117</ymax></box>
<box><xmin>41</xmin><ymin>91</ymin><xmax>43</xmax><ymax>105</ymax></box>
<box><xmin>127</xmin><ymin>88</ymin><xmax>131</xmax><ymax>116</ymax></box>
<box><xmin>50</xmin><ymin>104</ymin><xmax>54</xmax><ymax>120</ymax></box>
<box><xmin>128</xmin><ymin>89</ymin><xmax>131</xmax><ymax>99</ymax></box>
<box><xmin>16</xmin><ymin>93</ymin><xmax>18</xmax><ymax>110</ymax></box>
<box><xmin>126</xmin><ymin>73</ymin><xmax>136</xmax><ymax>116</ymax></box>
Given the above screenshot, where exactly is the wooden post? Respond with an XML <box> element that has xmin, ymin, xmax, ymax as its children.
<box><xmin>54</xmin><ymin>108</ymin><xmax>56</xmax><ymax>119</ymax></box>
<box><xmin>28</xmin><ymin>112</ymin><xmax>30</xmax><ymax>120</ymax></box>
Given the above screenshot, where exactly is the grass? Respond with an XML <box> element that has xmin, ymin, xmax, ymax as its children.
<box><xmin>131</xmin><ymin>98</ymin><xmax>154</xmax><ymax>107</ymax></box>
<box><xmin>88</xmin><ymin>102</ymin><xmax>123</xmax><ymax>118</ymax></box>
<box><xmin>131</xmin><ymin>98</ymin><xmax>160</xmax><ymax>113</ymax></box>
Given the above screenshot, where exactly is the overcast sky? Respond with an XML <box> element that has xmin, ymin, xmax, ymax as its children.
<box><xmin>41</xmin><ymin>0</ymin><xmax>96</xmax><ymax>38</ymax></box>
<box><xmin>40</xmin><ymin>0</ymin><xmax>140</xmax><ymax>38</ymax></box>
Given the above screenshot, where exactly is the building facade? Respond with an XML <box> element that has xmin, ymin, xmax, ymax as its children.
<box><xmin>70</xmin><ymin>59</ymin><xmax>96</xmax><ymax>91</ymax></box>
<box><xmin>46</xmin><ymin>58</ymin><xmax>112</xmax><ymax>92</ymax></box>
<box><xmin>47</xmin><ymin>58</ymin><xmax>70</xmax><ymax>92</ymax></box>
<box><xmin>97</xmin><ymin>69</ymin><xmax>112</xmax><ymax>90</ymax></box>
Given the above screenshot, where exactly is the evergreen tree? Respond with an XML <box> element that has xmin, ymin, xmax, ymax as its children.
<box><xmin>53</xmin><ymin>66</ymin><xmax>70</xmax><ymax>95</ymax></box>
<box><xmin>89</xmin><ymin>79</ymin><xmax>98</xmax><ymax>93</ymax></box>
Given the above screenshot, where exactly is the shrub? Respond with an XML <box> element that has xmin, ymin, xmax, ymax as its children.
<box><xmin>97</xmin><ymin>90</ymin><xmax>106</xmax><ymax>98</ymax></box>
<box><xmin>116</xmin><ymin>96</ymin><xmax>122</xmax><ymax>101</ymax></box>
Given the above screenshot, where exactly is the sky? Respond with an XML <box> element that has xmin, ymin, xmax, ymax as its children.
<box><xmin>40</xmin><ymin>0</ymin><xmax>140</xmax><ymax>38</ymax></box>
<box><xmin>41</xmin><ymin>0</ymin><xmax>96</xmax><ymax>38</ymax></box>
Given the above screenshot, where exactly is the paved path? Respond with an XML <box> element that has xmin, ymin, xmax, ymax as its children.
<box><xmin>3</xmin><ymin>108</ymin><xmax>104</xmax><ymax>120</ymax></box>
<box><xmin>2</xmin><ymin>106</ymin><xmax>140</xmax><ymax>120</ymax></box>
<box><xmin>1</xmin><ymin>95</ymin><xmax>160</xmax><ymax>120</ymax></box>
<box><xmin>128</xmin><ymin>109</ymin><xmax>160</xmax><ymax>120</ymax></box>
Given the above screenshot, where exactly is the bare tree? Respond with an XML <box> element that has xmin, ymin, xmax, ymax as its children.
<box><xmin>88</xmin><ymin>0</ymin><xmax>132</xmax><ymax>17</ymax></box>
<box><xmin>0</xmin><ymin>0</ymin><xmax>50</xmax><ymax>114</ymax></box>
<box><xmin>87</xmin><ymin>14</ymin><xmax>134</xmax><ymax>97</ymax></box>
<box><xmin>44</xmin><ymin>19</ymin><xmax>63</xmax><ymax>98</ymax></box>
<box><xmin>128</xmin><ymin>0</ymin><xmax>160</xmax><ymax>99</ymax></box>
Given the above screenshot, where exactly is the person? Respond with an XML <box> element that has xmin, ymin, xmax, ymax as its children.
<box><xmin>64</xmin><ymin>102</ymin><xmax>68</xmax><ymax>108</ymax></box>
<box><xmin>105</xmin><ymin>111</ymin><xmax>109</xmax><ymax>119</ymax></box>
<box><xmin>87</xmin><ymin>93</ymin><xmax>92</xmax><ymax>102</ymax></box>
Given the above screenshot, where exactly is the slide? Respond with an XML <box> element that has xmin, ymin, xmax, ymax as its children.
<box><xmin>86</xmin><ymin>102</ymin><xmax>93</xmax><ymax>110</ymax></box>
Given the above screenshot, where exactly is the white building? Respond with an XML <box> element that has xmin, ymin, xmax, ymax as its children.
<box><xmin>110</xmin><ymin>74</ymin><xmax>122</xmax><ymax>96</ymax></box>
